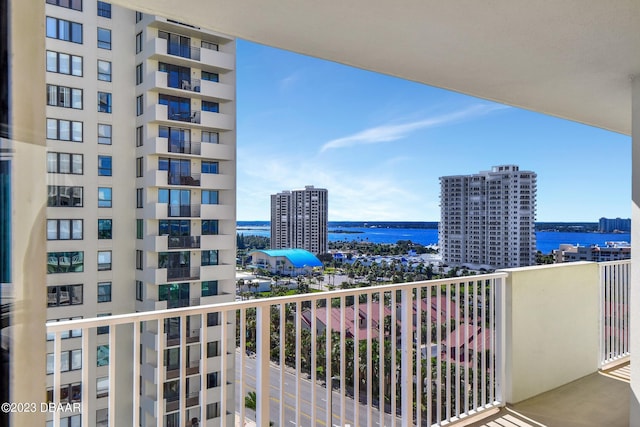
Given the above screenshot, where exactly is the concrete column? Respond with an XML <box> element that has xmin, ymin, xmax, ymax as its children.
<box><xmin>630</xmin><ymin>76</ymin><xmax>640</xmax><ymax>426</ymax></box>
<box><xmin>6</xmin><ymin>0</ymin><xmax>47</xmax><ymax>426</ymax></box>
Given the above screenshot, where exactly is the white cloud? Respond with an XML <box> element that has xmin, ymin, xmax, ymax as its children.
<box><xmin>236</xmin><ymin>147</ymin><xmax>439</xmax><ymax>221</ymax></box>
<box><xmin>319</xmin><ymin>104</ymin><xmax>507</xmax><ymax>153</ymax></box>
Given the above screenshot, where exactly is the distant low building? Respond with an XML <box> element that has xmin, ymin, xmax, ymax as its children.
<box><xmin>553</xmin><ymin>241</ymin><xmax>631</xmax><ymax>263</ymax></box>
<box><xmin>248</xmin><ymin>248</ymin><xmax>323</xmax><ymax>276</ymax></box>
<box><xmin>598</xmin><ymin>217</ymin><xmax>631</xmax><ymax>233</ymax></box>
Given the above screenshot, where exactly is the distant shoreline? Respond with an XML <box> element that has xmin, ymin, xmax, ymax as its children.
<box><xmin>238</xmin><ymin>221</ymin><xmax>622</xmax><ymax>233</ymax></box>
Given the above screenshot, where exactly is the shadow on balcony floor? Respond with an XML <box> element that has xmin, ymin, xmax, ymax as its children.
<box><xmin>468</xmin><ymin>363</ymin><xmax>630</xmax><ymax>427</ymax></box>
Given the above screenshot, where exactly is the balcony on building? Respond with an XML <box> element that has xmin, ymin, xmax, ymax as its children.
<box><xmin>166</xmin><ymin>266</ymin><xmax>200</xmax><ymax>281</ymax></box>
<box><xmin>147</xmin><ymin>36</ymin><xmax>235</xmax><ymax>71</ymax></box>
<box><xmin>46</xmin><ymin>260</ymin><xmax>630</xmax><ymax>427</ymax></box>
<box><xmin>168</xmin><ymin>171</ymin><xmax>201</xmax><ymax>187</ymax></box>
<box><xmin>167</xmin><ymin>204</ymin><xmax>201</xmax><ymax>218</ymax></box>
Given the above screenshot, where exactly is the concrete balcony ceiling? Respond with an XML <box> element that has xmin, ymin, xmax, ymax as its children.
<box><xmin>115</xmin><ymin>0</ymin><xmax>639</xmax><ymax>134</ymax></box>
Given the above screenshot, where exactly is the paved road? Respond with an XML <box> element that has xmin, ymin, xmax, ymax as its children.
<box><xmin>234</xmin><ymin>349</ymin><xmax>401</xmax><ymax>427</ymax></box>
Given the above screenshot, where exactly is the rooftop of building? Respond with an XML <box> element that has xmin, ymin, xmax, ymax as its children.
<box><xmin>249</xmin><ymin>248</ymin><xmax>324</xmax><ymax>267</ymax></box>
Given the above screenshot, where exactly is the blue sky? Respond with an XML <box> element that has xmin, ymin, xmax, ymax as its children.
<box><xmin>236</xmin><ymin>40</ymin><xmax>631</xmax><ymax>222</ymax></box>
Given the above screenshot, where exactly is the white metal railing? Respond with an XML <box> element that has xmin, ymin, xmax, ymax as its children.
<box><xmin>46</xmin><ymin>273</ymin><xmax>506</xmax><ymax>427</ymax></box>
<box><xmin>600</xmin><ymin>259</ymin><xmax>631</xmax><ymax>366</ymax></box>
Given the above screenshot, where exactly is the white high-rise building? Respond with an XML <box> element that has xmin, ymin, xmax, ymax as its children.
<box><xmin>439</xmin><ymin>165</ymin><xmax>537</xmax><ymax>269</ymax></box>
<box><xmin>43</xmin><ymin>2</ymin><xmax>236</xmax><ymax>426</ymax></box>
<box><xmin>271</xmin><ymin>185</ymin><xmax>328</xmax><ymax>255</ymax></box>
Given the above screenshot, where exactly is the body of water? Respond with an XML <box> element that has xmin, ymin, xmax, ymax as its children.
<box><xmin>237</xmin><ymin>222</ymin><xmax>630</xmax><ymax>254</ymax></box>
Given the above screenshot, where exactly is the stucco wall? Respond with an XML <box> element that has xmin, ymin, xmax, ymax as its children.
<box><xmin>503</xmin><ymin>262</ymin><xmax>600</xmax><ymax>403</ymax></box>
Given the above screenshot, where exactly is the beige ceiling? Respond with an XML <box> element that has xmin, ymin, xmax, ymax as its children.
<box><xmin>116</xmin><ymin>0</ymin><xmax>640</xmax><ymax>135</ymax></box>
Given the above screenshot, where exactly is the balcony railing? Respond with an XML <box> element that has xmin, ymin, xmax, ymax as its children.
<box><xmin>168</xmin><ymin>172</ymin><xmax>201</xmax><ymax>186</ymax></box>
<box><xmin>168</xmin><ymin>140</ymin><xmax>201</xmax><ymax>155</ymax></box>
<box><xmin>600</xmin><ymin>260</ymin><xmax>630</xmax><ymax>366</ymax></box>
<box><xmin>167</xmin><ymin>204</ymin><xmax>200</xmax><ymax>217</ymax></box>
<box><xmin>167</xmin><ymin>43</ymin><xmax>201</xmax><ymax>61</ymax></box>
<box><xmin>167</xmin><ymin>110</ymin><xmax>200</xmax><ymax>123</ymax></box>
<box><xmin>44</xmin><ymin>261</ymin><xmax>631</xmax><ymax>427</ymax></box>
<box><xmin>167</xmin><ymin>235</ymin><xmax>201</xmax><ymax>249</ymax></box>
<box><xmin>45</xmin><ymin>272</ymin><xmax>506</xmax><ymax>427</ymax></box>
<box><xmin>170</xmin><ymin>77</ymin><xmax>201</xmax><ymax>93</ymax></box>
<box><xmin>166</xmin><ymin>267</ymin><xmax>200</xmax><ymax>281</ymax></box>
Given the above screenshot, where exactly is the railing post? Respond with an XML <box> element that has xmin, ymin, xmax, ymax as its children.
<box><xmin>494</xmin><ymin>275</ymin><xmax>507</xmax><ymax>404</ymax></box>
<box><xmin>255</xmin><ymin>305</ymin><xmax>271</xmax><ymax>426</ymax></box>
<box><xmin>400</xmin><ymin>287</ymin><xmax>413</xmax><ymax>427</ymax></box>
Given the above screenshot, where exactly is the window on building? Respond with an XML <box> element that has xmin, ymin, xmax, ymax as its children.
<box><xmin>206</xmin><ymin>341</ymin><xmax>219</xmax><ymax>358</ymax></box>
<box><xmin>97</xmin><ymin>282</ymin><xmax>111</xmax><ymax>302</ymax></box>
<box><xmin>47</xmin><ymin>382</ymin><xmax>81</xmax><ymax>405</ymax></box>
<box><xmin>136</xmin><ymin>219</ymin><xmax>143</xmax><ymax>239</ymax></box>
<box><xmin>97</xmin><ymin>251</ymin><xmax>112</xmax><ymax>271</ymax></box>
<box><xmin>201</xmin><ymin>100</ymin><xmax>219</xmax><ymax>113</ymax></box>
<box><xmin>136</xmin><ymin>250</ymin><xmax>143</xmax><ymax>270</ymax></box>
<box><xmin>47</xmin><ymin>119</ymin><xmax>83</xmax><ymax>142</ymax></box>
<box><xmin>96</xmin><ymin>408</ymin><xmax>108</xmax><ymax>427</ymax></box>
<box><xmin>96</xmin><ymin>313</ymin><xmax>110</xmax><ymax>335</ymax></box>
<box><xmin>136</xmin><ymin>188</ymin><xmax>143</xmax><ymax>208</ymax></box>
<box><xmin>97</xmin><ymin>123</ymin><xmax>111</xmax><ymax>144</ymax></box>
<box><xmin>135</xmin><ymin>32</ymin><xmax>143</xmax><ymax>53</ymax></box>
<box><xmin>201</xmin><ymin>131</ymin><xmax>219</xmax><ymax>143</ymax></box>
<box><xmin>46</xmin><ymin>17</ymin><xmax>83</xmax><ymax>43</ymax></box>
<box><xmin>201</xmin><ymin>280</ymin><xmax>217</xmax><ymax>297</ymax></box>
<box><xmin>201</xmin><ymin>40</ymin><xmax>218</xmax><ymax>51</ymax></box>
<box><xmin>201</xmin><ymin>161</ymin><xmax>218</xmax><ymax>174</ymax></box>
<box><xmin>135</xmin><ymin>11</ymin><xmax>143</xmax><ymax>22</ymax></box>
<box><xmin>206</xmin><ymin>372</ymin><xmax>220</xmax><ymax>389</ymax></box>
<box><xmin>98</xmin><ymin>91</ymin><xmax>112</xmax><ymax>113</ymax></box>
<box><xmin>97</xmin><ymin>27</ymin><xmax>111</xmax><ymax>49</ymax></box>
<box><xmin>136</xmin><ymin>63</ymin><xmax>143</xmax><ymax>85</ymax></box>
<box><xmin>98</xmin><ymin>187</ymin><xmax>112</xmax><ymax>207</ymax></box>
<box><xmin>47</xmin><ymin>285</ymin><xmax>83</xmax><ymax>307</ymax></box>
<box><xmin>206</xmin><ymin>402</ymin><xmax>220</xmax><ymax>419</ymax></box>
<box><xmin>98</xmin><ymin>219</ymin><xmax>112</xmax><ymax>239</ymax></box>
<box><xmin>98</xmin><ymin>155</ymin><xmax>112</xmax><ymax>176</ymax></box>
<box><xmin>46</xmin><ymin>317</ymin><xmax>82</xmax><ymax>341</ymax></box>
<box><xmin>136</xmin><ymin>94</ymin><xmax>143</xmax><ymax>116</ymax></box>
<box><xmin>46</xmin><ymin>51</ymin><xmax>82</xmax><ymax>76</ymax></box>
<box><xmin>136</xmin><ymin>157</ymin><xmax>143</xmax><ymax>177</ymax></box>
<box><xmin>206</xmin><ymin>312</ymin><xmax>219</xmax><ymax>326</ymax></box>
<box><xmin>47</xmin><ymin>251</ymin><xmax>84</xmax><ymax>274</ymax></box>
<box><xmin>159</xmin><ymin>94</ymin><xmax>191</xmax><ymax>121</ymax></box>
<box><xmin>47</xmin><ymin>84</ymin><xmax>83</xmax><ymax>109</ymax></box>
<box><xmin>96</xmin><ymin>377</ymin><xmax>109</xmax><ymax>398</ymax></box>
<box><xmin>46</xmin><ymin>0</ymin><xmax>83</xmax><ymax>10</ymax></box>
<box><xmin>136</xmin><ymin>126</ymin><xmax>143</xmax><ymax>146</ymax></box>
<box><xmin>47</xmin><ymin>186</ymin><xmax>83</xmax><ymax>207</ymax></box>
<box><xmin>46</xmin><ymin>349</ymin><xmax>82</xmax><ymax>374</ymax></box>
<box><xmin>135</xmin><ymin>280</ymin><xmax>143</xmax><ymax>301</ymax></box>
<box><xmin>201</xmin><ymin>219</ymin><xmax>218</xmax><ymax>235</ymax></box>
<box><xmin>96</xmin><ymin>345</ymin><xmax>109</xmax><ymax>367</ymax></box>
<box><xmin>201</xmin><ymin>70</ymin><xmax>219</xmax><ymax>82</ymax></box>
<box><xmin>201</xmin><ymin>250</ymin><xmax>218</xmax><ymax>266</ymax></box>
<box><xmin>47</xmin><ymin>219</ymin><xmax>83</xmax><ymax>240</ymax></box>
<box><xmin>97</xmin><ymin>60</ymin><xmax>111</xmax><ymax>81</ymax></box>
<box><xmin>97</xmin><ymin>1</ymin><xmax>111</xmax><ymax>17</ymax></box>
<box><xmin>201</xmin><ymin>190</ymin><xmax>218</xmax><ymax>204</ymax></box>
<box><xmin>47</xmin><ymin>152</ymin><xmax>83</xmax><ymax>175</ymax></box>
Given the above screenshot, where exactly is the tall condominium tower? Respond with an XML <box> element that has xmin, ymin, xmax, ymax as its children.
<box><xmin>439</xmin><ymin>165</ymin><xmax>537</xmax><ymax>269</ymax></box>
<box><xmin>271</xmin><ymin>185</ymin><xmax>328</xmax><ymax>255</ymax></box>
<box><xmin>43</xmin><ymin>2</ymin><xmax>236</xmax><ymax>426</ymax></box>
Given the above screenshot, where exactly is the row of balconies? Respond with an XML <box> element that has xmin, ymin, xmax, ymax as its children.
<box><xmin>141</xmin><ymin>169</ymin><xmax>234</xmax><ymax>190</ymax></box>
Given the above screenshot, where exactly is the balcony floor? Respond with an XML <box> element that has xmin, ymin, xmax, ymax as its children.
<box><xmin>469</xmin><ymin>363</ymin><xmax>630</xmax><ymax>427</ymax></box>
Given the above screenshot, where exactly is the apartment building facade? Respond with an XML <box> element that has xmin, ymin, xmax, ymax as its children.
<box><xmin>44</xmin><ymin>2</ymin><xmax>236</xmax><ymax>426</ymax></box>
<box><xmin>439</xmin><ymin>165</ymin><xmax>537</xmax><ymax>269</ymax></box>
<box><xmin>598</xmin><ymin>217</ymin><xmax>631</xmax><ymax>233</ymax></box>
<box><xmin>270</xmin><ymin>185</ymin><xmax>328</xmax><ymax>255</ymax></box>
